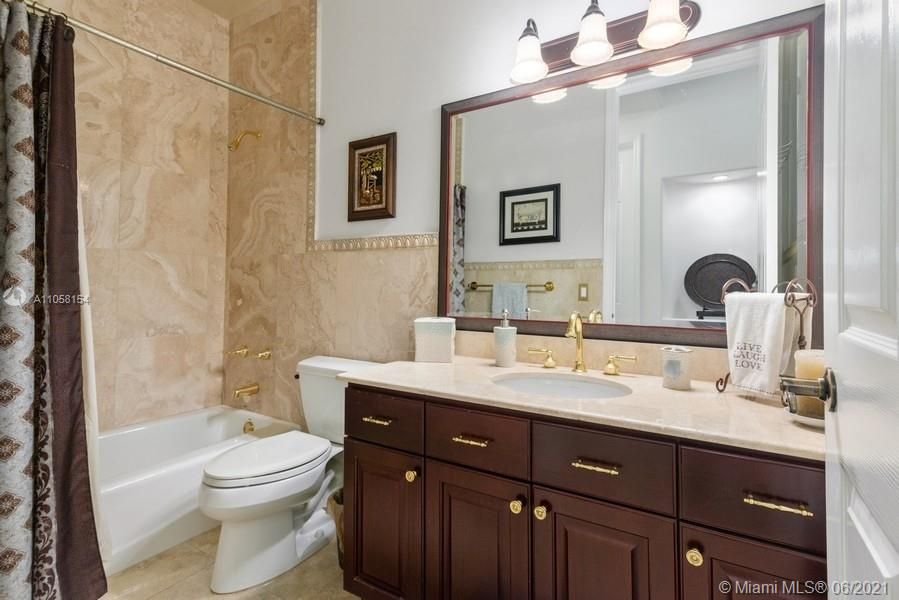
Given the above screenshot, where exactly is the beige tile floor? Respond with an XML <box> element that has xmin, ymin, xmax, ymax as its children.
<box><xmin>101</xmin><ymin>528</ymin><xmax>356</xmax><ymax>600</ymax></box>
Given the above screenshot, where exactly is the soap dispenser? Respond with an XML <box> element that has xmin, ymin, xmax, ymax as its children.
<box><xmin>494</xmin><ymin>309</ymin><xmax>517</xmax><ymax>368</ymax></box>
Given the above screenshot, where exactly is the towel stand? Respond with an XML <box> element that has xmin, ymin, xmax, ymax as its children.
<box><xmin>715</xmin><ymin>277</ymin><xmax>819</xmax><ymax>393</ymax></box>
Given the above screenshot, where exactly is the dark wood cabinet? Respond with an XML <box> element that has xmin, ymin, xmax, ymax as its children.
<box><xmin>344</xmin><ymin>439</ymin><xmax>423</xmax><ymax>600</ymax></box>
<box><xmin>425</xmin><ymin>460</ymin><xmax>530</xmax><ymax>600</ymax></box>
<box><xmin>680</xmin><ymin>525</ymin><xmax>827</xmax><ymax>600</ymax></box>
<box><xmin>343</xmin><ymin>385</ymin><xmax>826</xmax><ymax>600</ymax></box>
<box><xmin>532</xmin><ymin>487</ymin><xmax>677</xmax><ymax>600</ymax></box>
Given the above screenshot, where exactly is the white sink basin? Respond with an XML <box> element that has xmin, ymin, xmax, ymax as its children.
<box><xmin>491</xmin><ymin>372</ymin><xmax>632</xmax><ymax>400</ymax></box>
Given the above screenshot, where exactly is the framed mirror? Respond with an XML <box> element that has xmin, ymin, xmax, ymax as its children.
<box><xmin>438</xmin><ymin>7</ymin><xmax>823</xmax><ymax>348</ymax></box>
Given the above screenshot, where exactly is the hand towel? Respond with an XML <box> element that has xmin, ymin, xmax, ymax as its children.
<box><xmin>491</xmin><ymin>282</ymin><xmax>528</xmax><ymax>319</ymax></box>
<box><xmin>724</xmin><ymin>292</ymin><xmax>812</xmax><ymax>396</ymax></box>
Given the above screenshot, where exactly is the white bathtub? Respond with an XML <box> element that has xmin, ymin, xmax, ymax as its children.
<box><xmin>98</xmin><ymin>406</ymin><xmax>298</xmax><ymax>575</ymax></box>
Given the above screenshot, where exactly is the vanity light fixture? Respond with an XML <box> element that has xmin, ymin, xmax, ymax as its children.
<box><xmin>570</xmin><ymin>0</ymin><xmax>614</xmax><ymax>67</ymax></box>
<box><xmin>510</xmin><ymin>19</ymin><xmax>549</xmax><ymax>84</ymax></box>
<box><xmin>589</xmin><ymin>73</ymin><xmax>628</xmax><ymax>89</ymax></box>
<box><xmin>532</xmin><ymin>88</ymin><xmax>568</xmax><ymax>104</ymax></box>
<box><xmin>648</xmin><ymin>56</ymin><xmax>693</xmax><ymax>76</ymax></box>
<box><xmin>638</xmin><ymin>0</ymin><xmax>689</xmax><ymax>49</ymax></box>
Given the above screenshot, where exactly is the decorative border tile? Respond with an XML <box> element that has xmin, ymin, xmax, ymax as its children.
<box><xmin>304</xmin><ymin>4</ymin><xmax>438</xmax><ymax>253</ymax></box>
<box><xmin>465</xmin><ymin>259</ymin><xmax>603</xmax><ymax>271</ymax></box>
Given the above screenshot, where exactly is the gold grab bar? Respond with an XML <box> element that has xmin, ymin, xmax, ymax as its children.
<box><xmin>228</xmin><ymin>130</ymin><xmax>263</xmax><ymax>152</ymax></box>
<box><xmin>451</xmin><ymin>434</ymin><xmax>491</xmax><ymax>448</ymax></box>
<box><xmin>571</xmin><ymin>458</ymin><xmax>620</xmax><ymax>476</ymax></box>
<box><xmin>743</xmin><ymin>493</ymin><xmax>814</xmax><ymax>518</ymax></box>
<box><xmin>361</xmin><ymin>416</ymin><xmax>393</xmax><ymax>427</ymax></box>
<box><xmin>467</xmin><ymin>281</ymin><xmax>555</xmax><ymax>292</ymax></box>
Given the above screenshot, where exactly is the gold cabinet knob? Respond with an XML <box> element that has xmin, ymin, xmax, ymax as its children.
<box><xmin>685</xmin><ymin>547</ymin><xmax>704</xmax><ymax>568</ymax></box>
<box><xmin>404</xmin><ymin>469</ymin><xmax>418</xmax><ymax>483</ymax></box>
<box><xmin>533</xmin><ymin>504</ymin><xmax>550</xmax><ymax>521</ymax></box>
<box><xmin>509</xmin><ymin>499</ymin><xmax>525</xmax><ymax>515</ymax></box>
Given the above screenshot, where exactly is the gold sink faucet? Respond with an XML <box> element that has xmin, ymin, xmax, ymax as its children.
<box><xmin>233</xmin><ymin>383</ymin><xmax>260</xmax><ymax>400</ymax></box>
<box><xmin>565</xmin><ymin>312</ymin><xmax>587</xmax><ymax>373</ymax></box>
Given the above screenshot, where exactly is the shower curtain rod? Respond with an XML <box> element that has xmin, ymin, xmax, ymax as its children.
<box><xmin>25</xmin><ymin>0</ymin><xmax>326</xmax><ymax>126</ymax></box>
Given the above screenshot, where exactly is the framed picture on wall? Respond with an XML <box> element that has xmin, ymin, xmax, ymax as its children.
<box><xmin>499</xmin><ymin>184</ymin><xmax>560</xmax><ymax>245</ymax></box>
<box><xmin>347</xmin><ymin>132</ymin><xmax>396</xmax><ymax>221</ymax></box>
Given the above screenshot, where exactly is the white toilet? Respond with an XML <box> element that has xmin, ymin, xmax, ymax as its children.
<box><xmin>199</xmin><ymin>356</ymin><xmax>377</xmax><ymax>593</ymax></box>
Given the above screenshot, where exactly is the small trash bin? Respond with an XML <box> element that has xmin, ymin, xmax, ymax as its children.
<box><xmin>327</xmin><ymin>488</ymin><xmax>345</xmax><ymax>569</ymax></box>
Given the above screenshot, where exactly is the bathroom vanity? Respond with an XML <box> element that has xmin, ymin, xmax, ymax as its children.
<box><xmin>339</xmin><ymin>358</ymin><xmax>825</xmax><ymax>600</ymax></box>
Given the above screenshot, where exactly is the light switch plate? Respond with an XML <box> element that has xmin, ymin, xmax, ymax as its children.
<box><xmin>578</xmin><ymin>283</ymin><xmax>589</xmax><ymax>301</ymax></box>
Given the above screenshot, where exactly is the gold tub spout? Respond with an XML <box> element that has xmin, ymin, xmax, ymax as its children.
<box><xmin>233</xmin><ymin>383</ymin><xmax>260</xmax><ymax>400</ymax></box>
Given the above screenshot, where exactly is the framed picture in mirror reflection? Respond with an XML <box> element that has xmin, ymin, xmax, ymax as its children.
<box><xmin>499</xmin><ymin>184</ymin><xmax>560</xmax><ymax>245</ymax></box>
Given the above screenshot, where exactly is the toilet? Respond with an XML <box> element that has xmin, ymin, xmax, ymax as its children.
<box><xmin>199</xmin><ymin>356</ymin><xmax>377</xmax><ymax>593</ymax></box>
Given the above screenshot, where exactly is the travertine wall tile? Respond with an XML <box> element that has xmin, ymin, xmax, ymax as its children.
<box><xmin>44</xmin><ymin>0</ymin><xmax>229</xmax><ymax>428</ymax></box>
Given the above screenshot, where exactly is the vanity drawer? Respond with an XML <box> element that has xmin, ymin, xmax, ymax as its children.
<box><xmin>426</xmin><ymin>404</ymin><xmax>529</xmax><ymax>480</ymax></box>
<box><xmin>345</xmin><ymin>387</ymin><xmax>424</xmax><ymax>454</ymax></box>
<box><xmin>680</xmin><ymin>447</ymin><xmax>826</xmax><ymax>555</ymax></box>
<box><xmin>533</xmin><ymin>422</ymin><xmax>676</xmax><ymax>515</ymax></box>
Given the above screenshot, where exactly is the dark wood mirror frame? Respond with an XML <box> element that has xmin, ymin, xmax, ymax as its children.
<box><xmin>437</xmin><ymin>7</ymin><xmax>824</xmax><ymax>348</ymax></box>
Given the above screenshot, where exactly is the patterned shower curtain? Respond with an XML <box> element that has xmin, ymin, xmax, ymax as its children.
<box><xmin>450</xmin><ymin>184</ymin><xmax>466</xmax><ymax>315</ymax></box>
<box><xmin>0</xmin><ymin>2</ymin><xmax>107</xmax><ymax>599</ymax></box>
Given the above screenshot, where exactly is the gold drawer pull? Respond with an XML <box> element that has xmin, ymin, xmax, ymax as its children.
<box><xmin>571</xmin><ymin>458</ymin><xmax>620</xmax><ymax>476</ymax></box>
<box><xmin>743</xmin><ymin>493</ymin><xmax>814</xmax><ymax>518</ymax></box>
<box><xmin>361</xmin><ymin>416</ymin><xmax>393</xmax><ymax>427</ymax></box>
<box><xmin>451</xmin><ymin>434</ymin><xmax>491</xmax><ymax>448</ymax></box>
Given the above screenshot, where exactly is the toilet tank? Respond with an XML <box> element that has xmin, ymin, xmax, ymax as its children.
<box><xmin>297</xmin><ymin>356</ymin><xmax>379</xmax><ymax>444</ymax></box>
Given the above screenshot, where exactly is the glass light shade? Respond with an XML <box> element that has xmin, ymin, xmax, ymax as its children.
<box><xmin>588</xmin><ymin>73</ymin><xmax>627</xmax><ymax>89</ymax></box>
<box><xmin>511</xmin><ymin>22</ymin><xmax>548</xmax><ymax>84</ymax></box>
<box><xmin>648</xmin><ymin>56</ymin><xmax>693</xmax><ymax>76</ymax></box>
<box><xmin>532</xmin><ymin>89</ymin><xmax>568</xmax><ymax>104</ymax></box>
<box><xmin>571</xmin><ymin>12</ymin><xmax>613</xmax><ymax>66</ymax></box>
<box><xmin>638</xmin><ymin>0</ymin><xmax>688</xmax><ymax>50</ymax></box>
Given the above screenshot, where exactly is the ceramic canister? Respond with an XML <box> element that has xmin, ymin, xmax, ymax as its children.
<box><xmin>661</xmin><ymin>346</ymin><xmax>693</xmax><ymax>390</ymax></box>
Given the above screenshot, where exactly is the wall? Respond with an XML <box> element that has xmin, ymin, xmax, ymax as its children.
<box><xmin>317</xmin><ymin>0</ymin><xmax>823</xmax><ymax>242</ymax></box>
<box><xmin>617</xmin><ymin>67</ymin><xmax>762</xmax><ymax>325</ymax></box>
<box><xmin>661</xmin><ymin>177</ymin><xmax>762</xmax><ymax>322</ymax></box>
<box><xmin>47</xmin><ymin>0</ymin><xmax>229</xmax><ymax>429</ymax></box>
<box><xmin>462</xmin><ymin>85</ymin><xmax>606</xmax><ymax>262</ymax></box>
<box><xmin>223</xmin><ymin>0</ymin><xmax>437</xmax><ymax>425</ymax></box>
<box><xmin>226</xmin><ymin>0</ymin><xmax>822</xmax><ymax>427</ymax></box>
<box><xmin>462</xmin><ymin>260</ymin><xmax>602</xmax><ymax>320</ymax></box>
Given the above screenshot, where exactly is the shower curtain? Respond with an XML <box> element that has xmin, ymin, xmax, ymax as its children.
<box><xmin>450</xmin><ymin>184</ymin><xmax>466</xmax><ymax>315</ymax></box>
<box><xmin>0</xmin><ymin>3</ymin><xmax>107</xmax><ymax>599</ymax></box>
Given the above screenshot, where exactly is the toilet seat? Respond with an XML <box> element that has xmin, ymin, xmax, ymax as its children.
<box><xmin>203</xmin><ymin>431</ymin><xmax>331</xmax><ymax>489</ymax></box>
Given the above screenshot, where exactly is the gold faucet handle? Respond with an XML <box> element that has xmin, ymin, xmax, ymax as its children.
<box><xmin>227</xmin><ymin>345</ymin><xmax>249</xmax><ymax>358</ymax></box>
<box><xmin>604</xmin><ymin>354</ymin><xmax>637</xmax><ymax>376</ymax></box>
<box><xmin>528</xmin><ymin>347</ymin><xmax>556</xmax><ymax>369</ymax></box>
<box><xmin>256</xmin><ymin>350</ymin><xmax>272</xmax><ymax>360</ymax></box>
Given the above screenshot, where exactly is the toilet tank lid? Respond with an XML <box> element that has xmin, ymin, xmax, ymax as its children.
<box><xmin>296</xmin><ymin>355</ymin><xmax>379</xmax><ymax>377</ymax></box>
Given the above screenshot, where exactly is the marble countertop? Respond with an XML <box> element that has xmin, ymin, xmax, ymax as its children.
<box><xmin>338</xmin><ymin>356</ymin><xmax>825</xmax><ymax>461</ymax></box>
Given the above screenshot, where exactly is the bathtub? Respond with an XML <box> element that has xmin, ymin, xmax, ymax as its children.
<box><xmin>98</xmin><ymin>406</ymin><xmax>298</xmax><ymax>575</ymax></box>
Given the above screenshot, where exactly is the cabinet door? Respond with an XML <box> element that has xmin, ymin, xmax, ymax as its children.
<box><xmin>425</xmin><ymin>459</ymin><xmax>530</xmax><ymax>600</ymax></box>
<box><xmin>680</xmin><ymin>525</ymin><xmax>827</xmax><ymax>599</ymax></box>
<box><xmin>344</xmin><ymin>439</ymin><xmax>423</xmax><ymax>600</ymax></box>
<box><xmin>532</xmin><ymin>487</ymin><xmax>676</xmax><ymax>600</ymax></box>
